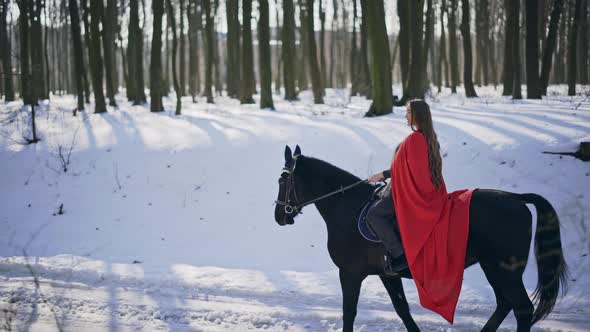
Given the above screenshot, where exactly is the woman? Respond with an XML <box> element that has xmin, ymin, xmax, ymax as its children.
<box><xmin>366</xmin><ymin>99</ymin><xmax>473</xmax><ymax>323</ymax></box>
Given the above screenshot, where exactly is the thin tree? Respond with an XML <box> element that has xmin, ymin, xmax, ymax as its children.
<box><xmin>448</xmin><ymin>0</ymin><xmax>459</xmax><ymax>93</ymax></box>
<box><xmin>502</xmin><ymin>0</ymin><xmax>515</xmax><ymax>95</ymax></box>
<box><xmin>460</xmin><ymin>0</ymin><xmax>477</xmax><ymax>97</ymax></box>
<box><xmin>179</xmin><ymin>0</ymin><xmax>186</xmax><ymax>96</ymax></box>
<box><xmin>438</xmin><ymin>0</ymin><xmax>450</xmax><ymax>92</ymax></box>
<box><xmin>150</xmin><ymin>0</ymin><xmax>165</xmax><ymax>112</ymax></box>
<box><xmin>68</xmin><ymin>0</ymin><xmax>86</xmax><ymax>110</ymax></box>
<box><xmin>30</xmin><ymin>0</ymin><xmax>46</xmax><ymax>101</ymax></box>
<box><xmin>350</xmin><ymin>0</ymin><xmax>359</xmax><ymax>95</ymax></box>
<box><xmin>364</xmin><ymin>0</ymin><xmax>392</xmax><ymax>116</ymax></box>
<box><xmin>0</xmin><ymin>0</ymin><xmax>15</xmax><ymax>101</ymax></box>
<box><xmin>274</xmin><ymin>2</ymin><xmax>282</xmax><ymax>94</ymax></box>
<box><xmin>526</xmin><ymin>0</ymin><xmax>541</xmax><ymax>98</ymax></box>
<box><xmin>540</xmin><ymin>0</ymin><xmax>563</xmax><ymax>95</ymax></box>
<box><xmin>397</xmin><ymin>0</ymin><xmax>410</xmax><ymax>99</ymax></box>
<box><xmin>297</xmin><ymin>0</ymin><xmax>309</xmax><ymax>92</ymax></box>
<box><xmin>240</xmin><ymin>0</ymin><xmax>255</xmax><ymax>103</ymax></box>
<box><xmin>512</xmin><ymin>0</ymin><xmax>522</xmax><ymax>99</ymax></box>
<box><xmin>202</xmin><ymin>0</ymin><xmax>214</xmax><ymax>103</ymax></box>
<box><xmin>16</xmin><ymin>0</ymin><xmax>32</xmax><ymax>104</ymax></box>
<box><xmin>319</xmin><ymin>0</ymin><xmax>326</xmax><ymax>90</ymax></box>
<box><xmin>577</xmin><ymin>0</ymin><xmax>588</xmax><ymax>84</ymax></box>
<box><xmin>328</xmin><ymin>0</ymin><xmax>338</xmax><ymax>88</ymax></box>
<box><xmin>165</xmin><ymin>0</ymin><xmax>181</xmax><ymax>114</ymax></box>
<box><xmin>305</xmin><ymin>0</ymin><xmax>324</xmax><ymax>103</ymax></box>
<box><xmin>212</xmin><ymin>0</ymin><xmax>222</xmax><ymax>96</ymax></box>
<box><xmin>407</xmin><ymin>0</ymin><xmax>425</xmax><ymax>99</ymax></box>
<box><xmin>568</xmin><ymin>0</ymin><xmax>583</xmax><ymax>95</ymax></box>
<box><xmin>128</xmin><ymin>0</ymin><xmax>147</xmax><ymax>104</ymax></box>
<box><xmin>226</xmin><ymin>0</ymin><xmax>240</xmax><ymax>98</ymax></box>
<box><xmin>358</xmin><ymin>0</ymin><xmax>371</xmax><ymax>97</ymax></box>
<box><xmin>88</xmin><ymin>0</ymin><xmax>107</xmax><ymax>112</ymax></box>
<box><xmin>424</xmin><ymin>0</ymin><xmax>434</xmax><ymax>91</ymax></box>
<box><xmin>102</xmin><ymin>0</ymin><xmax>117</xmax><ymax>106</ymax></box>
<box><xmin>282</xmin><ymin>0</ymin><xmax>297</xmax><ymax>100</ymax></box>
<box><xmin>188</xmin><ymin>0</ymin><xmax>201</xmax><ymax>101</ymax></box>
<box><xmin>258</xmin><ymin>0</ymin><xmax>274</xmax><ymax>109</ymax></box>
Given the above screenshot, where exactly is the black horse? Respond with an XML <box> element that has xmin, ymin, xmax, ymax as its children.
<box><xmin>274</xmin><ymin>145</ymin><xmax>568</xmax><ymax>332</ymax></box>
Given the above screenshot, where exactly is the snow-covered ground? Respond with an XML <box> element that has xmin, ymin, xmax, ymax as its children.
<box><xmin>1</xmin><ymin>85</ymin><xmax>589</xmax><ymax>331</ymax></box>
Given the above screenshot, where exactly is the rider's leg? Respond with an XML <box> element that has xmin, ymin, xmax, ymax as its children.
<box><xmin>366</xmin><ymin>194</ymin><xmax>407</xmax><ymax>274</ymax></box>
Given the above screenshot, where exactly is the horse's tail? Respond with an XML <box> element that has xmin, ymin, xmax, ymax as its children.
<box><xmin>520</xmin><ymin>193</ymin><xmax>568</xmax><ymax>325</ymax></box>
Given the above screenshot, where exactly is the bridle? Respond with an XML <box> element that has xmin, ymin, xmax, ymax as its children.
<box><xmin>274</xmin><ymin>156</ymin><xmax>368</xmax><ymax>216</ymax></box>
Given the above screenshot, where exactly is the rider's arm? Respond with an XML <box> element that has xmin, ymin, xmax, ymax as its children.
<box><xmin>382</xmin><ymin>170</ymin><xmax>391</xmax><ymax>179</ymax></box>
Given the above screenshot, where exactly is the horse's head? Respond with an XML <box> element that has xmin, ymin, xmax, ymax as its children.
<box><xmin>274</xmin><ymin>145</ymin><xmax>304</xmax><ymax>226</ymax></box>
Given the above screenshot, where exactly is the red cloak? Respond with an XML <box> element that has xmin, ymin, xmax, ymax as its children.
<box><xmin>391</xmin><ymin>131</ymin><xmax>473</xmax><ymax>324</ymax></box>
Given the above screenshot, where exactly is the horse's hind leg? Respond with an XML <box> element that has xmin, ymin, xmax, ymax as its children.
<box><xmin>503</xmin><ymin>278</ymin><xmax>534</xmax><ymax>332</ymax></box>
<box><xmin>480</xmin><ymin>263</ymin><xmax>512</xmax><ymax>331</ymax></box>
<box><xmin>379</xmin><ymin>275</ymin><xmax>420</xmax><ymax>332</ymax></box>
<box><xmin>339</xmin><ymin>269</ymin><xmax>366</xmax><ymax>332</ymax></box>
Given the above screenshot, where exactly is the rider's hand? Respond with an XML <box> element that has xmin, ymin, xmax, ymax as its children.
<box><xmin>368</xmin><ymin>172</ymin><xmax>385</xmax><ymax>183</ymax></box>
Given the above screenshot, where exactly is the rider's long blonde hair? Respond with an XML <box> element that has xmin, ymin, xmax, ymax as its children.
<box><xmin>408</xmin><ymin>99</ymin><xmax>443</xmax><ymax>189</ymax></box>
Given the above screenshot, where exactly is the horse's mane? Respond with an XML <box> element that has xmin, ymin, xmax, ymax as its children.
<box><xmin>297</xmin><ymin>155</ymin><xmax>372</xmax><ymax>190</ymax></box>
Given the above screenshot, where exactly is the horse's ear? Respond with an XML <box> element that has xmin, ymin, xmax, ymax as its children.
<box><xmin>284</xmin><ymin>145</ymin><xmax>293</xmax><ymax>165</ymax></box>
<box><xmin>294</xmin><ymin>145</ymin><xmax>301</xmax><ymax>157</ymax></box>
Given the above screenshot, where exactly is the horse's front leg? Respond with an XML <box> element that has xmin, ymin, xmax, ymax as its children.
<box><xmin>379</xmin><ymin>275</ymin><xmax>420</xmax><ymax>332</ymax></box>
<box><xmin>339</xmin><ymin>269</ymin><xmax>366</xmax><ymax>332</ymax></box>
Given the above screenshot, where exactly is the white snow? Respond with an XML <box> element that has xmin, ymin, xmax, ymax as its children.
<box><xmin>1</xmin><ymin>85</ymin><xmax>589</xmax><ymax>331</ymax></box>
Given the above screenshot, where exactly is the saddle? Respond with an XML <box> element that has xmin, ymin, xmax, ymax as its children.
<box><xmin>357</xmin><ymin>184</ymin><xmax>388</xmax><ymax>243</ymax></box>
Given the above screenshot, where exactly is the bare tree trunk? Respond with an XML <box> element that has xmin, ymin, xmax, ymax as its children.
<box><xmin>512</xmin><ymin>0</ymin><xmax>523</xmax><ymax>99</ymax></box>
<box><xmin>68</xmin><ymin>0</ymin><xmax>85</xmax><ymax>110</ymax></box>
<box><xmin>258</xmin><ymin>0</ymin><xmax>274</xmax><ymax>109</ymax></box>
<box><xmin>460</xmin><ymin>0</ymin><xmax>477</xmax><ymax>97</ymax></box>
<box><xmin>282</xmin><ymin>0</ymin><xmax>298</xmax><ymax>100</ymax></box>
<box><xmin>240</xmin><ymin>0</ymin><xmax>255</xmax><ymax>103</ymax></box>
<box><xmin>43</xmin><ymin>4</ymin><xmax>50</xmax><ymax>97</ymax></box>
<box><xmin>297</xmin><ymin>0</ymin><xmax>308</xmax><ymax>92</ymax></box>
<box><xmin>165</xmin><ymin>0</ymin><xmax>181</xmax><ymax>114</ymax></box>
<box><xmin>274</xmin><ymin>1</ymin><xmax>282</xmax><ymax>94</ymax></box>
<box><xmin>188</xmin><ymin>0</ymin><xmax>201</xmax><ymax>101</ymax></box>
<box><xmin>568</xmin><ymin>0</ymin><xmax>582</xmax><ymax>95</ymax></box>
<box><xmin>179</xmin><ymin>0</ymin><xmax>186</xmax><ymax>96</ymax></box>
<box><xmin>30</xmin><ymin>0</ymin><xmax>47</xmax><ymax>102</ymax></box>
<box><xmin>503</xmin><ymin>0</ymin><xmax>515</xmax><ymax>95</ymax></box>
<box><xmin>0</xmin><ymin>0</ymin><xmax>15</xmax><ymax>101</ymax></box>
<box><xmin>358</xmin><ymin>0</ymin><xmax>371</xmax><ymax>97</ymax></box>
<box><xmin>87</xmin><ymin>0</ymin><xmax>107</xmax><ymax>112</ymax></box>
<box><xmin>481</xmin><ymin>0</ymin><xmax>490</xmax><ymax>85</ymax></box>
<box><xmin>365</xmin><ymin>0</ymin><xmax>392</xmax><ymax>116</ymax></box>
<box><xmin>319</xmin><ymin>0</ymin><xmax>326</xmax><ymax>91</ymax></box>
<box><xmin>540</xmin><ymin>0</ymin><xmax>563</xmax><ymax>95</ymax></box>
<box><xmin>350</xmin><ymin>0</ymin><xmax>359</xmax><ymax>95</ymax></box>
<box><xmin>526</xmin><ymin>0</ymin><xmax>541</xmax><ymax>98</ymax></box>
<box><xmin>577</xmin><ymin>0</ymin><xmax>588</xmax><ymax>84</ymax></box>
<box><xmin>407</xmin><ymin>0</ymin><xmax>425</xmax><ymax>99</ymax></box>
<box><xmin>128</xmin><ymin>0</ymin><xmax>146</xmax><ymax>104</ymax></box>
<box><xmin>225</xmin><ymin>0</ymin><xmax>240</xmax><ymax>98</ymax></box>
<box><xmin>101</xmin><ymin>0</ymin><xmax>117</xmax><ymax>106</ymax></box>
<box><xmin>552</xmin><ymin>0</ymin><xmax>568</xmax><ymax>84</ymax></box>
<box><xmin>203</xmin><ymin>0</ymin><xmax>214</xmax><ymax>103</ymax></box>
<box><xmin>397</xmin><ymin>0</ymin><xmax>411</xmax><ymax>99</ymax></box>
<box><xmin>439</xmin><ymin>0</ymin><xmax>450</xmax><ymax>91</ymax></box>
<box><xmin>305</xmin><ymin>0</ymin><xmax>324</xmax><ymax>103</ymax></box>
<box><xmin>328</xmin><ymin>0</ymin><xmax>337</xmax><ymax>89</ymax></box>
<box><xmin>423</xmin><ymin>0</ymin><xmax>434</xmax><ymax>91</ymax></box>
<box><xmin>448</xmin><ymin>0</ymin><xmax>459</xmax><ymax>93</ymax></box>
<box><xmin>150</xmin><ymin>0</ymin><xmax>165</xmax><ymax>111</ymax></box>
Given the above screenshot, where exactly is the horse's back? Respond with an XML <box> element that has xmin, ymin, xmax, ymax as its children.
<box><xmin>468</xmin><ymin>189</ymin><xmax>533</xmax><ymax>263</ymax></box>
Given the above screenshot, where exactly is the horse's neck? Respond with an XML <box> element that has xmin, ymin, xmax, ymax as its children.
<box><xmin>298</xmin><ymin>158</ymin><xmax>367</xmax><ymax>227</ymax></box>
